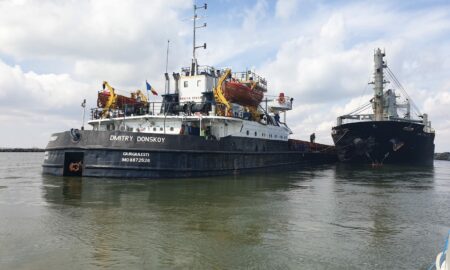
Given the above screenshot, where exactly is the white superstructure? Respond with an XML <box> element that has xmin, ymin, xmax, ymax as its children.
<box><xmin>88</xmin><ymin>1</ymin><xmax>294</xmax><ymax>142</ymax></box>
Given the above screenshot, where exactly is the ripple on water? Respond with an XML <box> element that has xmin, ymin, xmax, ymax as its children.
<box><xmin>1</xmin><ymin>176</ymin><xmax>21</xmax><ymax>180</ymax></box>
<box><xmin>1</xmin><ymin>153</ymin><xmax>450</xmax><ymax>270</ymax></box>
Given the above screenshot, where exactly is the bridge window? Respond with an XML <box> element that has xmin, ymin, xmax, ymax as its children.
<box><xmin>184</xmin><ymin>81</ymin><xmax>188</xmax><ymax>88</ymax></box>
<box><xmin>246</xmin><ymin>130</ymin><xmax>249</xmax><ymax>136</ymax></box>
<box><xmin>197</xmin><ymin>80</ymin><xmax>201</xmax><ymax>86</ymax></box>
<box><xmin>254</xmin><ymin>131</ymin><xmax>257</xmax><ymax>136</ymax></box>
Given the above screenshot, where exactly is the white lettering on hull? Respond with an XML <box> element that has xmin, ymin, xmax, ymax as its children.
<box><xmin>109</xmin><ymin>135</ymin><xmax>166</xmax><ymax>144</ymax></box>
<box><xmin>110</xmin><ymin>135</ymin><xmax>134</xmax><ymax>142</ymax></box>
<box><xmin>121</xmin><ymin>157</ymin><xmax>151</xmax><ymax>163</ymax></box>
<box><xmin>121</xmin><ymin>152</ymin><xmax>151</xmax><ymax>163</ymax></box>
<box><xmin>123</xmin><ymin>152</ymin><xmax>150</xmax><ymax>157</ymax></box>
<box><xmin>136</xmin><ymin>136</ymin><xmax>166</xmax><ymax>143</ymax></box>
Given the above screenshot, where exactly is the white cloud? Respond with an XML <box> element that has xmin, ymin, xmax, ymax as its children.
<box><xmin>275</xmin><ymin>0</ymin><xmax>300</xmax><ymax>20</ymax></box>
<box><xmin>0</xmin><ymin>59</ymin><xmax>93</xmax><ymax>147</ymax></box>
<box><xmin>0</xmin><ymin>59</ymin><xmax>91</xmax><ymax>109</ymax></box>
<box><xmin>0</xmin><ymin>0</ymin><xmax>191</xmax><ymax>91</ymax></box>
<box><xmin>260</xmin><ymin>15</ymin><xmax>371</xmax><ymax>104</ymax></box>
<box><xmin>423</xmin><ymin>88</ymin><xmax>450</xmax><ymax>151</ymax></box>
<box><xmin>0</xmin><ymin>0</ymin><xmax>190</xmax><ymax>59</ymax></box>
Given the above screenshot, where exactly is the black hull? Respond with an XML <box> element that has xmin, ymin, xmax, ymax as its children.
<box><xmin>331</xmin><ymin>121</ymin><xmax>435</xmax><ymax>165</ymax></box>
<box><xmin>43</xmin><ymin>131</ymin><xmax>336</xmax><ymax>178</ymax></box>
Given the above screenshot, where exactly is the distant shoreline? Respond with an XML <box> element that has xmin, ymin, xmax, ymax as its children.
<box><xmin>1</xmin><ymin>149</ymin><xmax>449</xmax><ymax>160</ymax></box>
<box><xmin>0</xmin><ymin>148</ymin><xmax>45</xmax><ymax>152</ymax></box>
<box><xmin>435</xmin><ymin>152</ymin><xmax>450</xmax><ymax>161</ymax></box>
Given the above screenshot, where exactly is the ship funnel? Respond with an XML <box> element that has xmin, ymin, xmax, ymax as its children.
<box><xmin>173</xmin><ymin>72</ymin><xmax>180</xmax><ymax>94</ymax></box>
<box><xmin>164</xmin><ymin>73</ymin><xmax>170</xmax><ymax>94</ymax></box>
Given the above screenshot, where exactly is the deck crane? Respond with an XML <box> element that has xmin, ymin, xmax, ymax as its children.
<box><xmin>133</xmin><ymin>89</ymin><xmax>148</xmax><ymax>103</ymax></box>
<box><xmin>213</xmin><ymin>69</ymin><xmax>232</xmax><ymax>116</ymax></box>
<box><xmin>101</xmin><ymin>81</ymin><xmax>117</xmax><ymax>118</ymax></box>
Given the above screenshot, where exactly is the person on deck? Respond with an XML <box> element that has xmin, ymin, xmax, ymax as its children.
<box><xmin>274</xmin><ymin>113</ymin><xmax>280</xmax><ymax>124</ymax></box>
<box><xmin>310</xmin><ymin>133</ymin><xmax>316</xmax><ymax>144</ymax></box>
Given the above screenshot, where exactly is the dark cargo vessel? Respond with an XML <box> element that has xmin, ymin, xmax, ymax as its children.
<box><xmin>42</xmin><ymin>5</ymin><xmax>336</xmax><ymax>179</ymax></box>
<box><xmin>43</xmin><ymin>130</ymin><xmax>335</xmax><ymax>178</ymax></box>
<box><xmin>331</xmin><ymin>49</ymin><xmax>435</xmax><ymax>166</ymax></box>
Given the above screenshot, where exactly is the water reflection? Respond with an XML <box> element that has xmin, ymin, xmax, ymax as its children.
<box><xmin>41</xmin><ymin>172</ymin><xmax>319</xmax><ymax>269</ymax></box>
<box><xmin>37</xmin><ymin>163</ymin><xmax>445</xmax><ymax>270</ymax></box>
<box><xmin>331</xmin><ymin>163</ymin><xmax>436</xmax><ymax>264</ymax></box>
<box><xmin>334</xmin><ymin>163</ymin><xmax>435</xmax><ymax>181</ymax></box>
<box><xmin>62</xmin><ymin>177</ymin><xmax>82</xmax><ymax>201</ymax></box>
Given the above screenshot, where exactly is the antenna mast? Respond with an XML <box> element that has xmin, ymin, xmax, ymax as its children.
<box><xmin>165</xmin><ymin>39</ymin><xmax>170</xmax><ymax>74</ymax></box>
<box><xmin>164</xmin><ymin>40</ymin><xmax>170</xmax><ymax>94</ymax></box>
<box><xmin>191</xmin><ymin>2</ymin><xmax>207</xmax><ymax>75</ymax></box>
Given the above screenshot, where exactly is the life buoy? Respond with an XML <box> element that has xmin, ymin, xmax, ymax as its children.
<box><xmin>69</xmin><ymin>162</ymin><xmax>81</xmax><ymax>172</ymax></box>
<box><xmin>278</xmin><ymin>93</ymin><xmax>285</xmax><ymax>104</ymax></box>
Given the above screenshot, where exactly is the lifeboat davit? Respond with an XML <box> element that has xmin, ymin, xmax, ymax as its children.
<box><xmin>222</xmin><ymin>80</ymin><xmax>264</xmax><ymax>107</ymax></box>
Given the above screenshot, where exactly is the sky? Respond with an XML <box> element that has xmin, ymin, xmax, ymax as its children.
<box><xmin>0</xmin><ymin>0</ymin><xmax>449</xmax><ymax>151</ymax></box>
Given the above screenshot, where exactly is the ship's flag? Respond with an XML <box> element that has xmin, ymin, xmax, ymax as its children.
<box><xmin>81</xmin><ymin>99</ymin><xmax>86</xmax><ymax>108</ymax></box>
<box><xmin>146</xmin><ymin>81</ymin><xmax>158</xmax><ymax>96</ymax></box>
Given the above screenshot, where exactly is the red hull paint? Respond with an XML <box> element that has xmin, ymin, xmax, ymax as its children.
<box><xmin>223</xmin><ymin>81</ymin><xmax>264</xmax><ymax>107</ymax></box>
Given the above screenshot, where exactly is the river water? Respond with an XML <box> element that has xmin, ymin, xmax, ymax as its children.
<box><xmin>0</xmin><ymin>152</ymin><xmax>449</xmax><ymax>269</ymax></box>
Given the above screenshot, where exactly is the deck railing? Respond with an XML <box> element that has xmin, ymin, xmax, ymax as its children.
<box><xmin>337</xmin><ymin>114</ymin><xmax>425</xmax><ymax>125</ymax></box>
<box><xmin>90</xmin><ymin>101</ymin><xmax>287</xmax><ymax>128</ymax></box>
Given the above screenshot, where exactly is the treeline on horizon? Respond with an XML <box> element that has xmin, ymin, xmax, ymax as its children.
<box><xmin>435</xmin><ymin>152</ymin><xmax>450</xmax><ymax>161</ymax></box>
<box><xmin>0</xmin><ymin>148</ymin><xmax>45</xmax><ymax>152</ymax></box>
<box><xmin>0</xmin><ymin>148</ymin><xmax>449</xmax><ymax>160</ymax></box>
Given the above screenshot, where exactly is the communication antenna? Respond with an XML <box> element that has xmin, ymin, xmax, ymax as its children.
<box><xmin>164</xmin><ymin>40</ymin><xmax>170</xmax><ymax>94</ymax></box>
<box><xmin>81</xmin><ymin>99</ymin><xmax>86</xmax><ymax>130</ymax></box>
<box><xmin>191</xmin><ymin>2</ymin><xmax>207</xmax><ymax>75</ymax></box>
<box><xmin>165</xmin><ymin>39</ymin><xmax>170</xmax><ymax>74</ymax></box>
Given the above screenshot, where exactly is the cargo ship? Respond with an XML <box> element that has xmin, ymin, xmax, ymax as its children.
<box><xmin>331</xmin><ymin>49</ymin><xmax>435</xmax><ymax>166</ymax></box>
<box><xmin>42</xmin><ymin>4</ymin><xmax>336</xmax><ymax>178</ymax></box>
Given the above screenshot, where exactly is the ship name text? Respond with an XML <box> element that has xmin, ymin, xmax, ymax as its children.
<box><xmin>109</xmin><ymin>135</ymin><xmax>166</xmax><ymax>143</ymax></box>
<box><xmin>110</xmin><ymin>135</ymin><xmax>134</xmax><ymax>142</ymax></box>
<box><xmin>136</xmin><ymin>136</ymin><xmax>166</xmax><ymax>143</ymax></box>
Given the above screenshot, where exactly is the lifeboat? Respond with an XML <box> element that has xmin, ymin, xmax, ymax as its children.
<box><xmin>97</xmin><ymin>81</ymin><xmax>148</xmax><ymax>109</ymax></box>
<box><xmin>222</xmin><ymin>80</ymin><xmax>264</xmax><ymax>107</ymax></box>
<box><xmin>97</xmin><ymin>92</ymin><xmax>143</xmax><ymax>108</ymax></box>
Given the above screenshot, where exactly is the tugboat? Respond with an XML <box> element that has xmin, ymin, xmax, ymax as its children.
<box><xmin>42</xmin><ymin>3</ymin><xmax>336</xmax><ymax>178</ymax></box>
<box><xmin>331</xmin><ymin>49</ymin><xmax>435</xmax><ymax>166</ymax></box>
